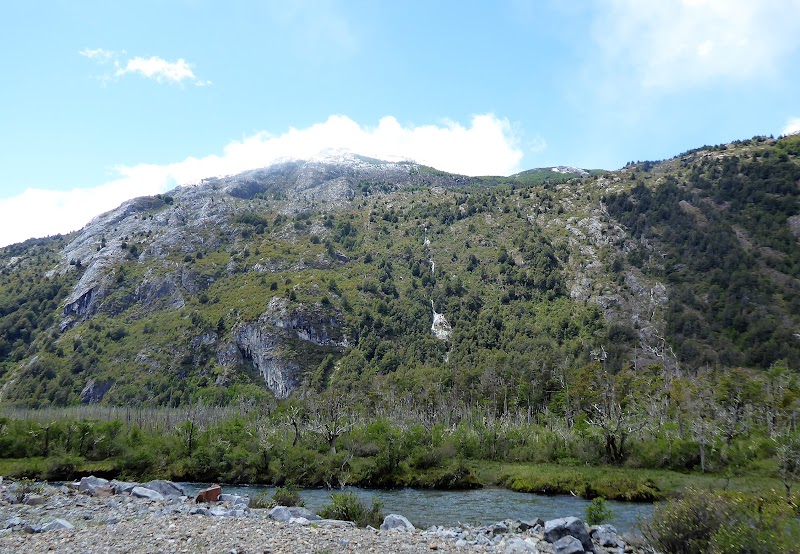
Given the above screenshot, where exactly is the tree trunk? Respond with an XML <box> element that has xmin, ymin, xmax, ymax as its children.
<box><xmin>292</xmin><ymin>420</ymin><xmax>300</xmax><ymax>447</ymax></box>
<box><xmin>700</xmin><ymin>441</ymin><xmax>706</xmax><ymax>473</ymax></box>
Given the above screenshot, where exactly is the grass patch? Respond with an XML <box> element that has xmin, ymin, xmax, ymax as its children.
<box><xmin>0</xmin><ymin>457</ymin><xmax>118</xmax><ymax>480</ymax></box>
<box><xmin>469</xmin><ymin>461</ymin><xmax>788</xmax><ymax>502</ymax></box>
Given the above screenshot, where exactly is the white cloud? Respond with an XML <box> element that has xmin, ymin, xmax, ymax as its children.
<box><xmin>0</xmin><ymin>114</ymin><xmax>523</xmax><ymax>247</ymax></box>
<box><xmin>80</xmin><ymin>48</ymin><xmax>210</xmax><ymax>86</ymax></box>
<box><xmin>592</xmin><ymin>0</ymin><xmax>800</xmax><ymax>90</ymax></box>
<box><xmin>115</xmin><ymin>56</ymin><xmax>203</xmax><ymax>85</ymax></box>
<box><xmin>783</xmin><ymin>117</ymin><xmax>800</xmax><ymax>136</ymax></box>
<box><xmin>78</xmin><ymin>48</ymin><xmax>115</xmax><ymax>62</ymax></box>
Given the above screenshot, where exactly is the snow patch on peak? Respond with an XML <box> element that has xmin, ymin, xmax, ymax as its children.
<box><xmin>275</xmin><ymin>148</ymin><xmax>417</xmax><ymax>169</ymax></box>
<box><xmin>551</xmin><ymin>166</ymin><xmax>589</xmax><ymax>177</ymax></box>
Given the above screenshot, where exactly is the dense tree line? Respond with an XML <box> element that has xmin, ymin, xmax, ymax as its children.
<box><xmin>606</xmin><ymin>146</ymin><xmax>800</xmax><ymax>368</ymax></box>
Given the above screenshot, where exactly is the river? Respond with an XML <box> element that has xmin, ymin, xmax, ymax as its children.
<box><xmin>182</xmin><ymin>484</ymin><xmax>653</xmax><ymax>533</ymax></box>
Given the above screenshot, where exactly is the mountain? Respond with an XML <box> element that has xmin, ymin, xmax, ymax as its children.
<box><xmin>1</xmin><ymin>136</ymin><xmax>798</xmax><ymax>408</ymax></box>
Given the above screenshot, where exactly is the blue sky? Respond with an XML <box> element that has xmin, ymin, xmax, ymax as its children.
<box><xmin>2</xmin><ymin>0</ymin><xmax>800</xmax><ymax>246</ymax></box>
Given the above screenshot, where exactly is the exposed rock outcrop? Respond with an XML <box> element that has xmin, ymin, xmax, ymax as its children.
<box><xmin>134</xmin><ymin>271</ymin><xmax>185</xmax><ymax>312</ymax></box>
<box><xmin>431</xmin><ymin>301</ymin><xmax>452</xmax><ymax>342</ymax></box>
<box><xmin>233</xmin><ymin>298</ymin><xmax>348</xmax><ymax>397</ymax></box>
<box><xmin>80</xmin><ymin>379</ymin><xmax>114</xmax><ymax>404</ymax></box>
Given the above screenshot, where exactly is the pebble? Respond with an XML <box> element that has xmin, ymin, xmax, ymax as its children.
<box><xmin>0</xmin><ymin>479</ymin><xmax>649</xmax><ymax>553</ymax></box>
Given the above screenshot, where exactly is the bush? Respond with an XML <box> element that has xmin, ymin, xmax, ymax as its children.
<box><xmin>272</xmin><ymin>487</ymin><xmax>304</xmax><ymax>507</ymax></box>
<box><xmin>319</xmin><ymin>492</ymin><xmax>384</xmax><ymax>528</ymax></box>
<box><xmin>44</xmin><ymin>453</ymin><xmax>81</xmax><ymax>481</ymax></box>
<box><xmin>249</xmin><ymin>491</ymin><xmax>273</xmax><ymax>509</ymax></box>
<box><xmin>424</xmin><ymin>460</ymin><xmax>482</xmax><ymax>489</ymax></box>
<box><xmin>13</xmin><ymin>478</ymin><xmax>44</xmax><ymax>503</ymax></box>
<box><xmin>585</xmin><ymin>497</ymin><xmax>613</xmax><ymax>526</ymax></box>
<box><xmin>640</xmin><ymin>488</ymin><xmax>800</xmax><ymax>554</ymax></box>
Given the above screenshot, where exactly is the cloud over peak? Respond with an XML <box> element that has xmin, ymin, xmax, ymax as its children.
<box><xmin>783</xmin><ymin>117</ymin><xmax>800</xmax><ymax>137</ymax></box>
<box><xmin>0</xmin><ymin>114</ymin><xmax>522</xmax><ymax>247</ymax></box>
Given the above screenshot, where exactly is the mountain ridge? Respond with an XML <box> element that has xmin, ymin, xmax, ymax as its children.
<box><xmin>1</xmin><ymin>134</ymin><xmax>798</xmax><ymax>407</ymax></box>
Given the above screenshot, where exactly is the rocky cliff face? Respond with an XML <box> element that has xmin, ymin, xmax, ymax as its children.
<box><xmin>233</xmin><ymin>298</ymin><xmax>348</xmax><ymax>397</ymax></box>
<box><xmin>39</xmin><ymin>154</ymin><xmax>473</xmax><ymax>399</ymax></box>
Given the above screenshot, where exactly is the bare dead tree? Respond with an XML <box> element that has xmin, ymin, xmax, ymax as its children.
<box><xmin>283</xmin><ymin>405</ymin><xmax>303</xmax><ymax>447</ymax></box>
<box><xmin>306</xmin><ymin>391</ymin><xmax>356</xmax><ymax>454</ymax></box>
<box><xmin>587</xmin><ymin>400</ymin><xmax>648</xmax><ymax>464</ymax></box>
<box><xmin>775</xmin><ymin>432</ymin><xmax>800</xmax><ymax>502</ymax></box>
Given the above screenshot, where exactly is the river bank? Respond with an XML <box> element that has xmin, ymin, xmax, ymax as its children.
<box><xmin>0</xmin><ymin>477</ymin><xmax>650</xmax><ymax>553</ymax></box>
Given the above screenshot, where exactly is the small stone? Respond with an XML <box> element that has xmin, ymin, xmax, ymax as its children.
<box><xmin>42</xmin><ymin>519</ymin><xmax>74</xmax><ymax>532</ymax></box>
<box><xmin>24</xmin><ymin>524</ymin><xmax>42</xmax><ymax>534</ymax></box>
<box><xmin>220</xmin><ymin>493</ymin><xmax>249</xmax><ymax>507</ymax></box>
<box><xmin>429</xmin><ymin>544</ymin><xmax>438</xmax><ymax>550</ymax></box>
<box><xmin>5</xmin><ymin>516</ymin><xmax>25</xmax><ymax>529</ymax></box>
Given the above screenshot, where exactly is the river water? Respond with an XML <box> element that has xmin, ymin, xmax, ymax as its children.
<box><xmin>182</xmin><ymin>484</ymin><xmax>653</xmax><ymax>533</ymax></box>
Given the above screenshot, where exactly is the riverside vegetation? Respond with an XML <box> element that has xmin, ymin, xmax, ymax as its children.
<box><xmin>2</xmin><ymin>135</ymin><xmax>800</xmax><ymax>550</ymax></box>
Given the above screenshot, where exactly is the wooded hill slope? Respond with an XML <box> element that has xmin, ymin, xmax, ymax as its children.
<box><xmin>0</xmin><ymin>136</ymin><xmax>798</xmax><ymax>411</ymax></box>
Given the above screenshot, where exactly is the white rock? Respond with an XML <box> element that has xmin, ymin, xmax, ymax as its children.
<box><xmin>42</xmin><ymin>519</ymin><xmax>74</xmax><ymax>532</ymax></box>
<box><xmin>380</xmin><ymin>514</ymin><xmax>415</xmax><ymax>532</ymax></box>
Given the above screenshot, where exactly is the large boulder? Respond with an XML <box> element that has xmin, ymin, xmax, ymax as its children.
<box><xmin>131</xmin><ymin>486</ymin><xmax>165</xmax><ymax>501</ymax></box>
<box><xmin>553</xmin><ymin>535</ymin><xmax>585</xmax><ymax>554</ymax></box>
<box><xmin>267</xmin><ymin>506</ymin><xmax>293</xmax><ymax>522</ymax></box>
<box><xmin>219</xmin><ymin>493</ymin><xmax>249</xmax><ymax>507</ymax></box>
<box><xmin>195</xmin><ymin>485</ymin><xmax>222</xmax><ymax>503</ymax></box>
<box><xmin>544</xmin><ymin>517</ymin><xmax>593</xmax><ymax>553</ymax></box>
<box><xmin>380</xmin><ymin>514</ymin><xmax>415</xmax><ymax>532</ymax></box>
<box><xmin>110</xmin><ymin>479</ymin><xmax>138</xmax><ymax>495</ymax></box>
<box><xmin>79</xmin><ymin>476</ymin><xmax>112</xmax><ymax>496</ymax></box>
<box><xmin>591</xmin><ymin>524</ymin><xmax>623</xmax><ymax>548</ymax></box>
<box><xmin>143</xmin><ymin>480</ymin><xmax>185</xmax><ymax>497</ymax></box>
<box><xmin>287</xmin><ymin>507</ymin><xmax>321</xmax><ymax>521</ymax></box>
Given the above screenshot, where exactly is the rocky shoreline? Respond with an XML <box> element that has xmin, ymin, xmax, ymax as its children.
<box><xmin>0</xmin><ymin>477</ymin><xmax>650</xmax><ymax>553</ymax></box>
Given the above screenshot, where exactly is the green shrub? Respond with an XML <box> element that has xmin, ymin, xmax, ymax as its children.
<box><xmin>408</xmin><ymin>444</ymin><xmax>456</xmax><ymax>470</ymax></box>
<box><xmin>250</xmin><ymin>491</ymin><xmax>273</xmax><ymax>509</ymax></box>
<box><xmin>585</xmin><ymin>497</ymin><xmax>613</xmax><ymax>526</ymax></box>
<box><xmin>13</xmin><ymin>478</ymin><xmax>44</xmax><ymax>503</ymax></box>
<box><xmin>640</xmin><ymin>488</ymin><xmax>800</xmax><ymax>554</ymax></box>
<box><xmin>424</xmin><ymin>460</ymin><xmax>482</xmax><ymax>489</ymax></box>
<box><xmin>44</xmin><ymin>453</ymin><xmax>81</xmax><ymax>480</ymax></box>
<box><xmin>272</xmin><ymin>486</ymin><xmax>304</xmax><ymax>507</ymax></box>
<box><xmin>319</xmin><ymin>492</ymin><xmax>384</xmax><ymax>528</ymax></box>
